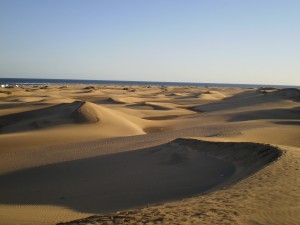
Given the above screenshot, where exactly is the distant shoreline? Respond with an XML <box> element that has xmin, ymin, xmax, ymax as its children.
<box><xmin>0</xmin><ymin>77</ymin><xmax>299</xmax><ymax>89</ymax></box>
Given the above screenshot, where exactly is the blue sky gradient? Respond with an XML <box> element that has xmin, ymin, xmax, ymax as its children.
<box><xmin>0</xmin><ymin>0</ymin><xmax>299</xmax><ymax>85</ymax></box>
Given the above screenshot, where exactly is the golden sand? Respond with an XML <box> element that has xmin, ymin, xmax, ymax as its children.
<box><xmin>0</xmin><ymin>85</ymin><xmax>299</xmax><ymax>224</ymax></box>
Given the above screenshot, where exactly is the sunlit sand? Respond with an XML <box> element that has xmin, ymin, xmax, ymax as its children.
<box><xmin>0</xmin><ymin>85</ymin><xmax>299</xmax><ymax>224</ymax></box>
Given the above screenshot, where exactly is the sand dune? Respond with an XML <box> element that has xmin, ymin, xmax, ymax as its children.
<box><xmin>228</xmin><ymin>106</ymin><xmax>300</xmax><ymax>122</ymax></box>
<box><xmin>92</xmin><ymin>97</ymin><xmax>125</xmax><ymax>105</ymax></box>
<box><xmin>143</xmin><ymin>114</ymin><xmax>188</xmax><ymax>120</ymax></box>
<box><xmin>0</xmin><ymin>85</ymin><xmax>299</xmax><ymax>225</ymax></box>
<box><xmin>114</xmin><ymin>96</ymin><xmax>144</xmax><ymax>104</ymax></box>
<box><xmin>191</xmin><ymin>88</ymin><xmax>300</xmax><ymax>113</ymax></box>
<box><xmin>0</xmin><ymin>101</ymin><xmax>81</xmax><ymax>133</ymax></box>
<box><xmin>197</xmin><ymin>90</ymin><xmax>228</xmax><ymax>100</ymax></box>
<box><xmin>59</xmin><ymin>143</ymin><xmax>299</xmax><ymax>225</ymax></box>
<box><xmin>262</xmin><ymin>88</ymin><xmax>300</xmax><ymax>100</ymax></box>
<box><xmin>0</xmin><ymin>100</ymin><xmax>145</xmax><ymax>136</ymax></box>
<box><xmin>0</xmin><ymin>139</ymin><xmax>281</xmax><ymax>214</ymax></box>
<box><xmin>70</xmin><ymin>101</ymin><xmax>100</xmax><ymax>123</ymax></box>
<box><xmin>127</xmin><ymin>102</ymin><xmax>172</xmax><ymax>110</ymax></box>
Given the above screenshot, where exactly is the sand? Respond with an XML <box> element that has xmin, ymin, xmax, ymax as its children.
<box><xmin>0</xmin><ymin>84</ymin><xmax>299</xmax><ymax>225</ymax></box>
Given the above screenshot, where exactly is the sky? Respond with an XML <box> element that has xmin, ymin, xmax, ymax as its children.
<box><xmin>0</xmin><ymin>0</ymin><xmax>299</xmax><ymax>85</ymax></box>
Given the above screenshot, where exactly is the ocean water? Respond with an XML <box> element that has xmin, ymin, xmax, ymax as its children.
<box><xmin>0</xmin><ymin>78</ymin><xmax>298</xmax><ymax>89</ymax></box>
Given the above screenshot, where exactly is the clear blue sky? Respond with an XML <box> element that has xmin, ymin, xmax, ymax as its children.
<box><xmin>0</xmin><ymin>0</ymin><xmax>299</xmax><ymax>85</ymax></box>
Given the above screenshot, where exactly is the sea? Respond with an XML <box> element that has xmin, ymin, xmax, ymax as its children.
<box><xmin>0</xmin><ymin>78</ymin><xmax>298</xmax><ymax>89</ymax></box>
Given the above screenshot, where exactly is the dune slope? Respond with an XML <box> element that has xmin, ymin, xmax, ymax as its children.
<box><xmin>0</xmin><ymin>139</ymin><xmax>281</xmax><ymax>222</ymax></box>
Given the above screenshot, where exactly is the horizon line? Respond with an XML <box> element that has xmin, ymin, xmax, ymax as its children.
<box><xmin>0</xmin><ymin>77</ymin><xmax>299</xmax><ymax>88</ymax></box>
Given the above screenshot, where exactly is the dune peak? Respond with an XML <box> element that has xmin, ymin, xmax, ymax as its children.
<box><xmin>70</xmin><ymin>101</ymin><xmax>100</xmax><ymax>123</ymax></box>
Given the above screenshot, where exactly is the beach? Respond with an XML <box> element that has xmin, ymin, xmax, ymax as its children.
<box><xmin>0</xmin><ymin>84</ymin><xmax>299</xmax><ymax>225</ymax></box>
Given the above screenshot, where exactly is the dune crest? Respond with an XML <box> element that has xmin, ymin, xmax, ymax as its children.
<box><xmin>273</xmin><ymin>88</ymin><xmax>300</xmax><ymax>101</ymax></box>
<box><xmin>127</xmin><ymin>102</ymin><xmax>172</xmax><ymax>110</ymax></box>
<box><xmin>70</xmin><ymin>101</ymin><xmax>100</xmax><ymax>123</ymax></box>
